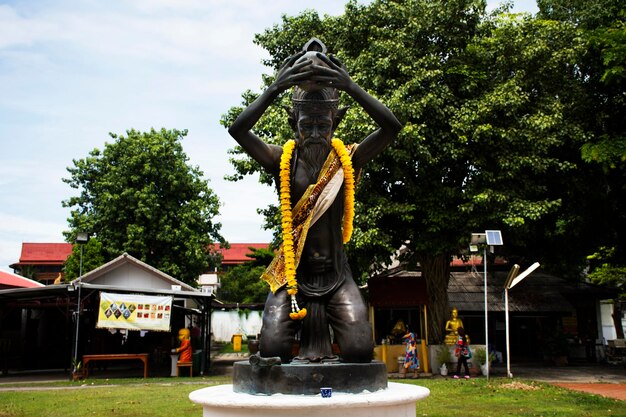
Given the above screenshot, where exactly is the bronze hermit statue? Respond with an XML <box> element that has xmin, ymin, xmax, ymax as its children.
<box><xmin>228</xmin><ymin>39</ymin><xmax>401</xmax><ymax>364</ymax></box>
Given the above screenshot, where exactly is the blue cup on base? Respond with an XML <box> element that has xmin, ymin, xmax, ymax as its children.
<box><xmin>320</xmin><ymin>387</ymin><xmax>332</xmax><ymax>398</ymax></box>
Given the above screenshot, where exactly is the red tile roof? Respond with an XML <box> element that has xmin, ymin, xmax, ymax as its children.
<box><xmin>210</xmin><ymin>243</ymin><xmax>271</xmax><ymax>265</ymax></box>
<box><xmin>0</xmin><ymin>270</ymin><xmax>45</xmax><ymax>289</ymax></box>
<box><xmin>15</xmin><ymin>243</ymin><xmax>73</xmax><ymax>265</ymax></box>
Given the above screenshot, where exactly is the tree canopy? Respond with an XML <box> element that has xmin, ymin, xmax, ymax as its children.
<box><xmin>63</xmin><ymin>128</ymin><xmax>224</xmax><ymax>285</ymax></box>
<box><xmin>63</xmin><ymin>238</ymin><xmax>105</xmax><ymax>280</ymax></box>
<box><xmin>216</xmin><ymin>247</ymin><xmax>275</xmax><ymax>303</ymax></box>
<box><xmin>222</xmin><ymin>0</ymin><xmax>625</xmax><ymax>341</ymax></box>
<box><xmin>537</xmin><ymin>0</ymin><xmax>626</xmax><ymax>335</ymax></box>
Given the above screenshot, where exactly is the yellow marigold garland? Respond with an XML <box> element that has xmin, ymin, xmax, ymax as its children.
<box><xmin>279</xmin><ymin>140</ymin><xmax>305</xmax><ymax>320</ymax></box>
<box><xmin>280</xmin><ymin>138</ymin><xmax>355</xmax><ymax>321</ymax></box>
<box><xmin>331</xmin><ymin>139</ymin><xmax>356</xmax><ymax>244</ymax></box>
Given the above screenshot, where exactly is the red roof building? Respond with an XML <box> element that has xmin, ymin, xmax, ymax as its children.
<box><xmin>0</xmin><ymin>270</ymin><xmax>45</xmax><ymax>289</ymax></box>
<box><xmin>9</xmin><ymin>243</ymin><xmax>73</xmax><ymax>285</ymax></box>
<box><xmin>209</xmin><ymin>243</ymin><xmax>271</xmax><ymax>272</ymax></box>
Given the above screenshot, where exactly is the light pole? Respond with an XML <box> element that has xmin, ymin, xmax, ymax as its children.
<box><xmin>76</xmin><ymin>232</ymin><xmax>89</xmax><ymax>276</ymax></box>
<box><xmin>504</xmin><ymin>262</ymin><xmax>540</xmax><ymax>378</ymax></box>
<box><xmin>470</xmin><ymin>230</ymin><xmax>503</xmax><ymax>381</ymax></box>
<box><xmin>72</xmin><ymin>232</ymin><xmax>90</xmax><ymax>374</ymax></box>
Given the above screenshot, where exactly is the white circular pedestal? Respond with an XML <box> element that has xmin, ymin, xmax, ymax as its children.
<box><xmin>189</xmin><ymin>382</ymin><xmax>429</xmax><ymax>417</ymax></box>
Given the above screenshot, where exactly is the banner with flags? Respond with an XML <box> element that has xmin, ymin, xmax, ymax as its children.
<box><xmin>97</xmin><ymin>292</ymin><xmax>173</xmax><ymax>332</ymax></box>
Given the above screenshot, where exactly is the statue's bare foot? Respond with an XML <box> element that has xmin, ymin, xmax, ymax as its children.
<box><xmin>249</xmin><ymin>354</ymin><xmax>281</xmax><ymax>367</ymax></box>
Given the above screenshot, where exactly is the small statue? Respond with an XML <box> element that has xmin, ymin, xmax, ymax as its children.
<box><xmin>172</xmin><ymin>328</ymin><xmax>192</xmax><ymax>362</ymax></box>
<box><xmin>444</xmin><ymin>308</ymin><xmax>469</xmax><ymax>345</ymax></box>
<box><xmin>389</xmin><ymin>318</ymin><xmax>407</xmax><ymax>344</ymax></box>
<box><xmin>401</xmin><ymin>332</ymin><xmax>420</xmax><ymax>378</ymax></box>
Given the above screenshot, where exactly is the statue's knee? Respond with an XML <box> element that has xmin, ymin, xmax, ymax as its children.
<box><xmin>259</xmin><ymin>338</ymin><xmax>292</xmax><ymax>362</ymax></box>
<box><xmin>337</xmin><ymin>322</ymin><xmax>373</xmax><ymax>362</ymax></box>
<box><xmin>339</xmin><ymin>341</ymin><xmax>373</xmax><ymax>363</ymax></box>
<box><xmin>259</xmin><ymin>324</ymin><xmax>293</xmax><ymax>361</ymax></box>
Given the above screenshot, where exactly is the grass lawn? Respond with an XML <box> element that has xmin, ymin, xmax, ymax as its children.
<box><xmin>218</xmin><ymin>342</ymin><xmax>249</xmax><ymax>354</ymax></box>
<box><xmin>0</xmin><ymin>376</ymin><xmax>624</xmax><ymax>417</ymax></box>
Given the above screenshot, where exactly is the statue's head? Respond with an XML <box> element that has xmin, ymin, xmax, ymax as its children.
<box><xmin>451</xmin><ymin>308</ymin><xmax>458</xmax><ymax>318</ymax></box>
<box><xmin>291</xmin><ymin>86</ymin><xmax>339</xmax><ymax>147</ymax></box>
<box><xmin>178</xmin><ymin>328</ymin><xmax>190</xmax><ymax>342</ymax></box>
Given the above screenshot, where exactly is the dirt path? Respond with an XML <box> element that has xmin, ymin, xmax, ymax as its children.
<box><xmin>552</xmin><ymin>383</ymin><xmax>626</xmax><ymax>401</ymax></box>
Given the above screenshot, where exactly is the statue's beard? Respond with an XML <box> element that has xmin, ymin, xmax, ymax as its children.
<box><xmin>299</xmin><ymin>139</ymin><xmax>330</xmax><ymax>178</ymax></box>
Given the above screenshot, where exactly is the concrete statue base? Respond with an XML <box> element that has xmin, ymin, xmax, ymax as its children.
<box><xmin>189</xmin><ymin>382</ymin><xmax>430</xmax><ymax>417</ymax></box>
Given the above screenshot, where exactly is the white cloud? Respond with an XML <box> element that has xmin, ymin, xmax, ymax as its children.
<box><xmin>0</xmin><ymin>213</ymin><xmax>65</xmax><ymax>238</ymax></box>
<box><xmin>0</xmin><ymin>5</ymin><xmax>60</xmax><ymax>48</ymax></box>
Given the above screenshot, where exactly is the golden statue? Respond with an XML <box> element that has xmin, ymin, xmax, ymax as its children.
<box><xmin>444</xmin><ymin>308</ymin><xmax>469</xmax><ymax>345</ymax></box>
<box><xmin>389</xmin><ymin>318</ymin><xmax>407</xmax><ymax>343</ymax></box>
<box><xmin>173</xmin><ymin>328</ymin><xmax>192</xmax><ymax>362</ymax></box>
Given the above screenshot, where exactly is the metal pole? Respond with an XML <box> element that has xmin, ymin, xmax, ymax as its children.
<box><xmin>206</xmin><ymin>300</ymin><xmax>211</xmax><ymax>372</ymax></box>
<box><xmin>484</xmin><ymin>246</ymin><xmax>489</xmax><ymax>381</ymax></box>
<box><xmin>201</xmin><ymin>301</ymin><xmax>208</xmax><ymax>375</ymax></box>
<box><xmin>423</xmin><ymin>304</ymin><xmax>429</xmax><ymax>373</ymax></box>
<box><xmin>79</xmin><ymin>244</ymin><xmax>84</xmax><ymax>277</ymax></box>
<box><xmin>72</xmin><ymin>245</ymin><xmax>84</xmax><ymax>373</ymax></box>
<box><xmin>72</xmin><ymin>280</ymin><xmax>82</xmax><ymax>372</ymax></box>
<box><xmin>505</xmin><ymin>287</ymin><xmax>512</xmax><ymax>378</ymax></box>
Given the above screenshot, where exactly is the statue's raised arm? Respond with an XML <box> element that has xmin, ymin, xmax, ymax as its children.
<box><xmin>228</xmin><ymin>50</ymin><xmax>311</xmax><ymax>174</ymax></box>
<box><xmin>307</xmin><ymin>53</ymin><xmax>402</xmax><ymax>169</ymax></box>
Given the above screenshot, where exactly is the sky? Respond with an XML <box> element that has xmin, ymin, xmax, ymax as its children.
<box><xmin>0</xmin><ymin>0</ymin><xmax>537</xmax><ymax>273</ymax></box>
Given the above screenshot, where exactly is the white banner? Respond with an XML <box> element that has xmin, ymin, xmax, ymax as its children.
<box><xmin>97</xmin><ymin>292</ymin><xmax>173</xmax><ymax>332</ymax></box>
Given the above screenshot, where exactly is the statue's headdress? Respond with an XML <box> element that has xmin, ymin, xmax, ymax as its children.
<box><xmin>292</xmin><ymin>85</ymin><xmax>339</xmax><ymax>112</ymax></box>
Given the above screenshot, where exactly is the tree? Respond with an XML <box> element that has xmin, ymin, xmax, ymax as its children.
<box><xmin>63</xmin><ymin>238</ymin><xmax>105</xmax><ymax>281</ymax></box>
<box><xmin>538</xmin><ymin>0</ymin><xmax>626</xmax><ymax>337</ymax></box>
<box><xmin>63</xmin><ymin>128</ymin><xmax>224</xmax><ymax>285</ymax></box>
<box><xmin>222</xmin><ymin>0</ymin><xmax>620</xmax><ymax>342</ymax></box>
<box><xmin>216</xmin><ymin>247</ymin><xmax>275</xmax><ymax>303</ymax></box>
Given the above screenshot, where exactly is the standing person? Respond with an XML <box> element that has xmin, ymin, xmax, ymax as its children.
<box><xmin>402</xmin><ymin>332</ymin><xmax>420</xmax><ymax>378</ymax></box>
<box><xmin>454</xmin><ymin>327</ymin><xmax>471</xmax><ymax>379</ymax></box>
<box><xmin>228</xmin><ymin>38</ymin><xmax>402</xmax><ymax>364</ymax></box>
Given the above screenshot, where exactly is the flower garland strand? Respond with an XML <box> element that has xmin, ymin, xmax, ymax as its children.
<box><xmin>279</xmin><ymin>138</ymin><xmax>356</xmax><ymax>320</ymax></box>
<box><xmin>279</xmin><ymin>140</ymin><xmax>305</xmax><ymax>320</ymax></box>
<box><xmin>331</xmin><ymin>139</ymin><xmax>356</xmax><ymax>244</ymax></box>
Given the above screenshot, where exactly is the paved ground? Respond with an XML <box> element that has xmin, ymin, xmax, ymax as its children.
<box><xmin>551</xmin><ymin>382</ymin><xmax>626</xmax><ymax>401</ymax></box>
<box><xmin>492</xmin><ymin>362</ymin><xmax>626</xmax><ymax>401</ymax></box>
<box><xmin>1</xmin><ymin>356</ymin><xmax>625</xmax><ymax>401</ymax></box>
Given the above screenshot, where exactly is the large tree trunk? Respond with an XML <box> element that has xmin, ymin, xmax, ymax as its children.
<box><xmin>419</xmin><ymin>253</ymin><xmax>451</xmax><ymax>344</ymax></box>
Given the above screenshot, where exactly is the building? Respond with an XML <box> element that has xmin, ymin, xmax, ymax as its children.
<box><xmin>0</xmin><ymin>253</ymin><xmax>213</xmax><ymax>376</ymax></box>
<box><xmin>199</xmin><ymin>243</ymin><xmax>271</xmax><ymax>294</ymax></box>
<box><xmin>8</xmin><ymin>241</ymin><xmax>272</xmax><ymax>293</ymax></box>
<box><xmin>9</xmin><ymin>243</ymin><xmax>73</xmax><ymax>285</ymax></box>
<box><xmin>211</xmin><ymin>243</ymin><xmax>271</xmax><ymax>273</ymax></box>
<box><xmin>368</xmin><ymin>259</ymin><xmax>618</xmax><ymax>366</ymax></box>
<box><xmin>0</xmin><ymin>270</ymin><xmax>45</xmax><ymax>290</ymax></box>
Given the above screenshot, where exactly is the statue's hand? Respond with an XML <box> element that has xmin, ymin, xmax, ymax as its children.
<box><xmin>309</xmin><ymin>53</ymin><xmax>354</xmax><ymax>91</ymax></box>
<box><xmin>273</xmin><ymin>50</ymin><xmax>313</xmax><ymax>91</ymax></box>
